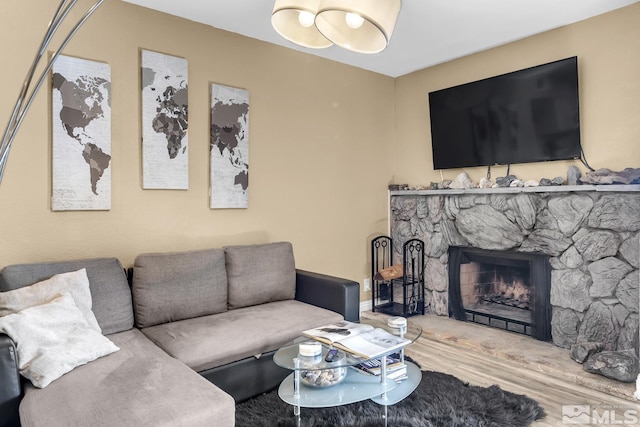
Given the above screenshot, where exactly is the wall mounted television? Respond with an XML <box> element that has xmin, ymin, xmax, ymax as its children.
<box><xmin>428</xmin><ymin>57</ymin><xmax>582</xmax><ymax>170</ymax></box>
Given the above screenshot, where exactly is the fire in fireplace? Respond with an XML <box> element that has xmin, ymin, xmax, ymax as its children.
<box><xmin>449</xmin><ymin>246</ymin><xmax>552</xmax><ymax>341</ymax></box>
<box><xmin>460</xmin><ymin>261</ymin><xmax>532</xmax><ymax>334</ymax></box>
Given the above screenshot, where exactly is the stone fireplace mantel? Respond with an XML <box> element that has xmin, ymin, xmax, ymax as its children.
<box><xmin>390</xmin><ymin>184</ymin><xmax>640</xmax><ymax>197</ymax></box>
<box><xmin>389</xmin><ymin>185</ymin><xmax>640</xmax><ymax>353</ymax></box>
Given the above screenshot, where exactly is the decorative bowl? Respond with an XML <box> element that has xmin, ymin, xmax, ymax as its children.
<box><xmin>299</xmin><ymin>350</ymin><xmax>347</xmax><ymax>388</ymax></box>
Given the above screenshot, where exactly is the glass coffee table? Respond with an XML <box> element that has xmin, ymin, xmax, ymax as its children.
<box><xmin>273</xmin><ymin>318</ymin><xmax>422</xmax><ymax>426</ymax></box>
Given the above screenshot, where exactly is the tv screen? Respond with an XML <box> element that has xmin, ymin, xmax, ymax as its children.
<box><xmin>429</xmin><ymin>57</ymin><xmax>582</xmax><ymax>170</ymax></box>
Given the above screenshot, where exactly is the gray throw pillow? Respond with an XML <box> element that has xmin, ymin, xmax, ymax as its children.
<box><xmin>225</xmin><ymin>242</ymin><xmax>296</xmax><ymax>309</ymax></box>
<box><xmin>132</xmin><ymin>249</ymin><xmax>228</xmax><ymax>328</ymax></box>
<box><xmin>0</xmin><ymin>258</ymin><xmax>134</xmax><ymax>335</ymax></box>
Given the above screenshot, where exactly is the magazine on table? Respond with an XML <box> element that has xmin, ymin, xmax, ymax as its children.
<box><xmin>302</xmin><ymin>321</ymin><xmax>411</xmax><ymax>359</ymax></box>
<box><xmin>352</xmin><ymin>360</ymin><xmax>408</xmax><ymax>381</ymax></box>
<box><xmin>352</xmin><ymin>365</ymin><xmax>408</xmax><ymax>380</ymax></box>
<box><xmin>353</xmin><ymin>355</ymin><xmax>405</xmax><ymax>376</ymax></box>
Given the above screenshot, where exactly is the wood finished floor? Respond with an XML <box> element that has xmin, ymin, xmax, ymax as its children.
<box><xmin>362</xmin><ymin>312</ymin><xmax>640</xmax><ymax>426</ymax></box>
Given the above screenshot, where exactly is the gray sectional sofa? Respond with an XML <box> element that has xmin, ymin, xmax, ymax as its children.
<box><xmin>0</xmin><ymin>242</ymin><xmax>360</xmax><ymax>427</ymax></box>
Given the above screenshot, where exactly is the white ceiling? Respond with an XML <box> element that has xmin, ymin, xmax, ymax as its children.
<box><xmin>122</xmin><ymin>0</ymin><xmax>638</xmax><ymax>78</ymax></box>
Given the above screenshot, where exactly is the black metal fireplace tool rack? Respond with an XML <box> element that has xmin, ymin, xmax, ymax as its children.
<box><xmin>371</xmin><ymin>236</ymin><xmax>425</xmax><ymax>317</ymax></box>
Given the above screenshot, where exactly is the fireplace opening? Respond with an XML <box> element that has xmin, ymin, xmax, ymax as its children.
<box><xmin>461</xmin><ymin>260</ymin><xmax>532</xmax><ymax>335</ymax></box>
<box><xmin>449</xmin><ymin>247</ymin><xmax>552</xmax><ymax>341</ymax></box>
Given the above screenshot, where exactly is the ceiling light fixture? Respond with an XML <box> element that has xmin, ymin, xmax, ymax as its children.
<box><xmin>271</xmin><ymin>0</ymin><xmax>401</xmax><ymax>54</ymax></box>
<box><xmin>315</xmin><ymin>0</ymin><xmax>402</xmax><ymax>54</ymax></box>
<box><xmin>271</xmin><ymin>0</ymin><xmax>333</xmax><ymax>49</ymax></box>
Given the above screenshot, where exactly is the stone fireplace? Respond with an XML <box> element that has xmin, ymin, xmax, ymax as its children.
<box><xmin>389</xmin><ymin>186</ymin><xmax>639</xmax><ymax>353</ymax></box>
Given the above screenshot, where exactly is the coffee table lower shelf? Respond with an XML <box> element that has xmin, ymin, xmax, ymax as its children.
<box><xmin>278</xmin><ymin>361</ymin><xmax>422</xmax><ymax>408</ymax></box>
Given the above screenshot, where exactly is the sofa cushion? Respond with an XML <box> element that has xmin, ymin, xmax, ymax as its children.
<box><xmin>18</xmin><ymin>329</ymin><xmax>235</xmax><ymax>427</ymax></box>
<box><xmin>132</xmin><ymin>248</ymin><xmax>228</xmax><ymax>328</ymax></box>
<box><xmin>141</xmin><ymin>299</ymin><xmax>343</xmax><ymax>372</ymax></box>
<box><xmin>0</xmin><ymin>258</ymin><xmax>133</xmax><ymax>335</ymax></box>
<box><xmin>225</xmin><ymin>242</ymin><xmax>296</xmax><ymax>309</ymax></box>
<box><xmin>0</xmin><ymin>293</ymin><xmax>119</xmax><ymax>388</ymax></box>
<box><xmin>0</xmin><ymin>268</ymin><xmax>101</xmax><ymax>332</ymax></box>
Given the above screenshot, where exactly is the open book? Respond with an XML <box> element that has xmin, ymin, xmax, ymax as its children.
<box><xmin>302</xmin><ymin>321</ymin><xmax>410</xmax><ymax>359</ymax></box>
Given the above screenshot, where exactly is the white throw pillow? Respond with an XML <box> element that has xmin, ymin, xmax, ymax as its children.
<box><xmin>0</xmin><ymin>293</ymin><xmax>119</xmax><ymax>388</ymax></box>
<box><xmin>0</xmin><ymin>268</ymin><xmax>101</xmax><ymax>332</ymax></box>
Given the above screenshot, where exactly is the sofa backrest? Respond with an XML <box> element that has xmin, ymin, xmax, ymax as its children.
<box><xmin>0</xmin><ymin>258</ymin><xmax>134</xmax><ymax>335</ymax></box>
<box><xmin>224</xmin><ymin>242</ymin><xmax>296</xmax><ymax>309</ymax></box>
<box><xmin>132</xmin><ymin>248</ymin><xmax>228</xmax><ymax>328</ymax></box>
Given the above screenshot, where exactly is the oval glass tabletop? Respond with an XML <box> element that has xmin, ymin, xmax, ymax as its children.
<box><xmin>273</xmin><ymin>318</ymin><xmax>422</xmax><ymax>371</ymax></box>
<box><xmin>278</xmin><ymin>367</ymin><xmax>398</xmax><ymax>408</ymax></box>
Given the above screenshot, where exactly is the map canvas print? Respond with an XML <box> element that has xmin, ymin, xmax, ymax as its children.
<box><xmin>52</xmin><ymin>55</ymin><xmax>111</xmax><ymax>211</ymax></box>
<box><xmin>210</xmin><ymin>84</ymin><xmax>249</xmax><ymax>209</ymax></box>
<box><xmin>141</xmin><ymin>50</ymin><xmax>188</xmax><ymax>189</ymax></box>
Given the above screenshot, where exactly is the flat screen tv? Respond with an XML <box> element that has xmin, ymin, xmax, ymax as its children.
<box><xmin>429</xmin><ymin>57</ymin><xmax>582</xmax><ymax>170</ymax></box>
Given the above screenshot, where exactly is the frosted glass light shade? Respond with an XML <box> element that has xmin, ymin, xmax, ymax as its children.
<box><xmin>315</xmin><ymin>0</ymin><xmax>401</xmax><ymax>53</ymax></box>
<box><xmin>271</xmin><ymin>0</ymin><xmax>333</xmax><ymax>49</ymax></box>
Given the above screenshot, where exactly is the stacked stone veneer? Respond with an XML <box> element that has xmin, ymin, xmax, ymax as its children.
<box><xmin>390</xmin><ymin>191</ymin><xmax>640</xmax><ymax>353</ymax></box>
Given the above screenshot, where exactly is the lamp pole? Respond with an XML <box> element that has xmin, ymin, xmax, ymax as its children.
<box><xmin>0</xmin><ymin>0</ymin><xmax>105</xmax><ymax>185</ymax></box>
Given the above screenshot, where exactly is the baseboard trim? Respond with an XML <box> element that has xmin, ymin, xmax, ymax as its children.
<box><xmin>359</xmin><ymin>300</ymin><xmax>372</xmax><ymax>314</ymax></box>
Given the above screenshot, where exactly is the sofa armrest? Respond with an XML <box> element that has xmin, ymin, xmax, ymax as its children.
<box><xmin>0</xmin><ymin>334</ymin><xmax>21</xmax><ymax>427</ymax></box>
<box><xmin>295</xmin><ymin>270</ymin><xmax>360</xmax><ymax>322</ymax></box>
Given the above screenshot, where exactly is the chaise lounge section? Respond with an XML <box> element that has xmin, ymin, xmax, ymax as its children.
<box><xmin>0</xmin><ymin>242</ymin><xmax>360</xmax><ymax>427</ymax></box>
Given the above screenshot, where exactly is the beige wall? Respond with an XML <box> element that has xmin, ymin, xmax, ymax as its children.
<box><xmin>393</xmin><ymin>3</ymin><xmax>640</xmax><ymax>186</ymax></box>
<box><xmin>0</xmin><ymin>0</ymin><xmax>394</xmax><ymax>298</ymax></box>
<box><xmin>1</xmin><ymin>1</ymin><xmax>639</xmax><ymax>303</ymax></box>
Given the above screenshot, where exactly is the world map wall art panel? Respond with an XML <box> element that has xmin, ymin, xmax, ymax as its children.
<box><xmin>210</xmin><ymin>84</ymin><xmax>249</xmax><ymax>209</ymax></box>
<box><xmin>141</xmin><ymin>50</ymin><xmax>188</xmax><ymax>190</ymax></box>
<box><xmin>52</xmin><ymin>55</ymin><xmax>111</xmax><ymax>211</ymax></box>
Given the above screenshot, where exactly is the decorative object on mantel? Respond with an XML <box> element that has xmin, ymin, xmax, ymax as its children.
<box><xmin>388</xmin><ymin>184</ymin><xmax>409</xmax><ymax>191</ymax></box>
<box><xmin>494</xmin><ymin>175</ymin><xmax>516</xmax><ymax>188</ymax></box>
<box><xmin>493</xmin><ymin>176</ymin><xmax>547</xmax><ymax>189</ymax></box>
<box><xmin>0</xmin><ymin>0</ymin><xmax>105</xmax><ymax>187</ymax></box>
<box><xmin>478</xmin><ymin>177</ymin><xmax>493</xmax><ymax>188</ymax></box>
<box><xmin>580</xmin><ymin>167</ymin><xmax>640</xmax><ymax>185</ymax></box>
<box><xmin>567</xmin><ymin>165</ymin><xmax>582</xmax><ymax>185</ymax></box>
<box><xmin>538</xmin><ymin>176</ymin><xmax>566</xmax><ymax>186</ymax></box>
<box><xmin>449</xmin><ymin>172</ymin><xmax>472</xmax><ymax>189</ymax></box>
